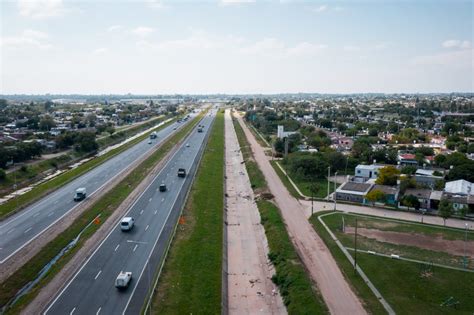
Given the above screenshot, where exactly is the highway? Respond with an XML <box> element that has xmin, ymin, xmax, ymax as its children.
<box><xmin>0</xmin><ymin>113</ymin><xmax>197</xmax><ymax>264</ymax></box>
<box><xmin>44</xmin><ymin>110</ymin><xmax>216</xmax><ymax>315</ymax></box>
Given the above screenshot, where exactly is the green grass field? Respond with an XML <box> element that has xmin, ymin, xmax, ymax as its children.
<box><xmin>233</xmin><ymin>114</ymin><xmax>328</xmax><ymax>313</ymax></box>
<box><xmin>0</xmin><ymin>114</ymin><xmax>203</xmax><ymax>314</ymax></box>
<box><xmin>0</xmin><ymin>117</ymin><xmax>175</xmax><ymax>220</ymax></box>
<box><xmin>151</xmin><ymin>110</ymin><xmax>224</xmax><ymax>314</ymax></box>
<box><xmin>311</xmin><ymin>212</ymin><xmax>474</xmax><ymax>314</ymax></box>
<box><xmin>271</xmin><ymin>161</ymin><xmax>337</xmax><ymax>199</ymax></box>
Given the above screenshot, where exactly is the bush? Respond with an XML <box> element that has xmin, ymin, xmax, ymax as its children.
<box><xmin>0</xmin><ymin>169</ymin><xmax>6</xmax><ymax>180</ymax></box>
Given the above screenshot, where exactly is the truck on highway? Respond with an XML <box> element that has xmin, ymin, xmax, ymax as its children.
<box><xmin>115</xmin><ymin>271</ymin><xmax>132</xmax><ymax>289</ymax></box>
<box><xmin>149</xmin><ymin>131</ymin><xmax>158</xmax><ymax>139</ymax></box>
<box><xmin>177</xmin><ymin>168</ymin><xmax>186</xmax><ymax>177</ymax></box>
<box><xmin>73</xmin><ymin>187</ymin><xmax>86</xmax><ymax>201</ymax></box>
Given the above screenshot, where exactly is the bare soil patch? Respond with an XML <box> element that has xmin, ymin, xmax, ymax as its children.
<box><xmin>345</xmin><ymin>227</ymin><xmax>474</xmax><ymax>258</ymax></box>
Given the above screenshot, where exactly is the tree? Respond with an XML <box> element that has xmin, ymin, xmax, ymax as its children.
<box><xmin>0</xmin><ymin>169</ymin><xmax>6</xmax><ymax>181</ymax></box>
<box><xmin>375</xmin><ymin>166</ymin><xmax>400</xmax><ymax>186</ymax></box>
<box><xmin>39</xmin><ymin>115</ymin><xmax>56</xmax><ymax>131</ymax></box>
<box><xmin>401</xmin><ymin>194</ymin><xmax>420</xmax><ymax>211</ymax></box>
<box><xmin>365</xmin><ymin>189</ymin><xmax>386</xmax><ymax>206</ymax></box>
<box><xmin>438</xmin><ymin>200</ymin><xmax>453</xmax><ymax>226</ymax></box>
<box><xmin>401</xmin><ymin>165</ymin><xmax>417</xmax><ymax>175</ymax></box>
<box><xmin>75</xmin><ymin>132</ymin><xmax>98</xmax><ymax>153</ymax></box>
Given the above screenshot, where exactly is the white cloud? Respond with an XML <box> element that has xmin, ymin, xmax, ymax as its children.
<box><xmin>93</xmin><ymin>48</ymin><xmax>108</xmax><ymax>54</ymax></box>
<box><xmin>18</xmin><ymin>0</ymin><xmax>65</xmax><ymax>18</ymax></box>
<box><xmin>442</xmin><ymin>39</ymin><xmax>471</xmax><ymax>49</ymax></box>
<box><xmin>412</xmin><ymin>49</ymin><xmax>474</xmax><ymax>67</ymax></box>
<box><xmin>220</xmin><ymin>0</ymin><xmax>256</xmax><ymax>6</ymax></box>
<box><xmin>313</xmin><ymin>5</ymin><xmax>327</xmax><ymax>13</ymax></box>
<box><xmin>286</xmin><ymin>42</ymin><xmax>327</xmax><ymax>56</ymax></box>
<box><xmin>240</xmin><ymin>37</ymin><xmax>326</xmax><ymax>58</ymax></box>
<box><xmin>0</xmin><ymin>29</ymin><xmax>52</xmax><ymax>50</ymax></box>
<box><xmin>374</xmin><ymin>42</ymin><xmax>391</xmax><ymax>50</ymax></box>
<box><xmin>146</xmin><ymin>0</ymin><xmax>165</xmax><ymax>9</ymax></box>
<box><xmin>107</xmin><ymin>25</ymin><xmax>122</xmax><ymax>32</ymax></box>
<box><xmin>343</xmin><ymin>45</ymin><xmax>361</xmax><ymax>52</ymax></box>
<box><xmin>130</xmin><ymin>26</ymin><xmax>155</xmax><ymax>37</ymax></box>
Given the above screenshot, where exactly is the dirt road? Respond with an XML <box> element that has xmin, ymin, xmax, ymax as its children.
<box><xmin>225</xmin><ymin>110</ymin><xmax>286</xmax><ymax>314</ymax></box>
<box><xmin>235</xmin><ymin>114</ymin><xmax>366</xmax><ymax>315</ymax></box>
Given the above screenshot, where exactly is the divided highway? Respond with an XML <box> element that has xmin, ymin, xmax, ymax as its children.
<box><xmin>44</xmin><ymin>110</ymin><xmax>216</xmax><ymax>314</ymax></box>
<box><xmin>0</xmin><ymin>114</ymin><xmax>197</xmax><ymax>264</ymax></box>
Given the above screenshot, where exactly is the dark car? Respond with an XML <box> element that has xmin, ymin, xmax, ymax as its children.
<box><xmin>159</xmin><ymin>184</ymin><xmax>167</xmax><ymax>192</ymax></box>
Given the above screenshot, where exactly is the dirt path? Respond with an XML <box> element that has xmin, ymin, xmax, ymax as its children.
<box><xmin>235</xmin><ymin>114</ymin><xmax>366</xmax><ymax>315</ymax></box>
<box><xmin>225</xmin><ymin>110</ymin><xmax>286</xmax><ymax>314</ymax></box>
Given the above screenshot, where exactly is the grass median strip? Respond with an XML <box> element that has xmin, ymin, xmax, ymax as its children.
<box><xmin>0</xmin><ymin>116</ymin><xmax>175</xmax><ymax>220</ymax></box>
<box><xmin>232</xmin><ymin>115</ymin><xmax>329</xmax><ymax>314</ymax></box>
<box><xmin>152</xmin><ymin>110</ymin><xmax>224</xmax><ymax>314</ymax></box>
<box><xmin>0</xmin><ymin>113</ymin><xmax>204</xmax><ymax>314</ymax></box>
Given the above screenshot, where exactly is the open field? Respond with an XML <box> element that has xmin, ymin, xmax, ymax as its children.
<box><xmin>233</xmin><ymin>114</ymin><xmax>329</xmax><ymax>313</ymax></box>
<box><xmin>0</xmin><ymin>114</ymin><xmax>202</xmax><ymax>314</ymax></box>
<box><xmin>311</xmin><ymin>212</ymin><xmax>474</xmax><ymax>314</ymax></box>
<box><xmin>0</xmin><ymin>117</ymin><xmax>174</xmax><ymax>220</ymax></box>
<box><xmin>271</xmin><ymin>161</ymin><xmax>338</xmax><ymax>199</ymax></box>
<box><xmin>151</xmin><ymin>110</ymin><xmax>224</xmax><ymax>314</ymax></box>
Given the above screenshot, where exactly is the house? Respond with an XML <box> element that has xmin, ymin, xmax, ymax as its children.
<box><xmin>398</xmin><ymin>153</ymin><xmax>418</xmax><ymax>166</ymax></box>
<box><xmin>444</xmin><ymin>194</ymin><xmax>474</xmax><ymax>213</ymax></box>
<box><xmin>414</xmin><ymin>169</ymin><xmax>443</xmax><ymax>188</ymax></box>
<box><xmin>429</xmin><ymin>190</ymin><xmax>443</xmax><ymax>210</ymax></box>
<box><xmin>354</xmin><ymin>164</ymin><xmax>386</xmax><ymax>182</ymax></box>
<box><xmin>336</xmin><ymin>182</ymin><xmax>373</xmax><ymax>203</ymax></box>
<box><xmin>367</xmin><ymin>184</ymin><xmax>399</xmax><ymax>205</ymax></box>
<box><xmin>444</xmin><ymin>179</ymin><xmax>473</xmax><ymax>195</ymax></box>
<box><xmin>404</xmin><ymin>188</ymin><xmax>432</xmax><ymax>210</ymax></box>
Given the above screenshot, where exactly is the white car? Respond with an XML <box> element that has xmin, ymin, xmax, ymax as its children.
<box><xmin>186</xmin><ymin>143</ymin><xmax>190</xmax><ymax>147</ymax></box>
<box><xmin>115</xmin><ymin>271</ymin><xmax>132</xmax><ymax>289</ymax></box>
<box><xmin>148</xmin><ymin>140</ymin><xmax>152</xmax><ymax>144</ymax></box>
<box><xmin>120</xmin><ymin>217</ymin><xmax>135</xmax><ymax>231</ymax></box>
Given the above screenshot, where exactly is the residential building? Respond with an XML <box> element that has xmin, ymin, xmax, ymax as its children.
<box><xmin>398</xmin><ymin>153</ymin><xmax>418</xmax><ymax>166</ymax></box>
<box><xmin>336</xmin><ymin>182</ymin><xmax>373</xmax><ymax>203</ymax></box>
<box><xmin>354</xmin><ymin>164</ymin><xmax>386</xmax><ymax>182</ymax></box>
<box><xmin>414</xmin><ymin>169</ymin><xmax>443</xmax><ymax>188</ymax></box>
<box><xmin>404</xmin><ymin>188</ymin><xmax>432</xmax><ymax>210</ymax></box>
<box><xmin>444</xmin><ymin>179</ymin><xmax>473</xmax><ymax>195</ymax></box>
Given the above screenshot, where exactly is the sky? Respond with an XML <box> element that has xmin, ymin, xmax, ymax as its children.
<box><xmin>0</xmin><ymin>0</ymin><xmax>473</xmax><ymax>94</ymax></box>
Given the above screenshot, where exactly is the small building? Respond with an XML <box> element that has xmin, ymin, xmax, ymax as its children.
<box><xmin>444</xmin><ymin>194</ymin><xmax>474</xmax><ymax>213</ymax></box>
<box><xmin>354</xmin><ymin>164</ymin><xmax>386</xmax><ymax>182</ymax></box>
<box><xmin>444</xmin><ymin>179</ymin><xmax>473</xmax><ymax>195</ymax></box>
<box><xmin>404</xmin><ymin>188</ymin><xmax>432</xmax><ymax>210</ymax></box>
<box><xmin>367</xmin><ymin>184</ymin><xmax>399</xmax><ymax>205</ymax></box>
<box><xmin>336</xmin><ymin>182</ymin><xmax>373</xmax><ymax>203</ymax></box>
<box><xmin>398</xmin><ymin>153</ymin><xmax>418</xmax><ymax>166</ymax></box>
<box><xmin>414</xmin><ymin>169</ymin><xmax>443</xmax><ymax>188</ymax></box>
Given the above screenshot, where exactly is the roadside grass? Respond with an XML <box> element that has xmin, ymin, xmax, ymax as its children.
<box><xmin>258</xmin><ymin>200</ymin><xmax>329</xmax><ymax>314</ymax></box>
<box><xmin>152</xmin><ymin>111</ymin><xmax>224</xmax><ymax>314</ymax></box>
<box><xmin>272</xmin><ymin>161</ymin><xmax>337</xmax><ymax>199</ymax></box>
<box><xmin>311</xmin><ymin>212</ymin><xmax>474</xmax><ymax>314</ymax></box>
<box><xmin>270</xmin><ymin>160</ymin><xmax>303</xmax><ymax>199</ymax></box>
<box><xmin>309</xmin><ymin>212</ymin><xmax>390</xmax><ymax>315</ymax></box>
<box><xmin>323</xmin><ymin>212</ymin><xmax>474</xmax><ymax>270</ymax></box>
<box><xmin>232</xmin><ymin>114</ymin><xmax>329</xmax><ymax>314</ymax></box>
<box><xmin>0</xmin><ymin>114</ymin><xmax>203</xmax><ymax>314</ymax></box>
<box><xmin>232</xmin><ymin>118</ymin><xmax>267</xmax><ymax>191</ymax></box>
<box><xmin>0</xmin><ymin>116</ymin><xmax>175</xmax><ymax>220</ymax></box>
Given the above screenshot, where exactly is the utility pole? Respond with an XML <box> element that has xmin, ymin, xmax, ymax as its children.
<box><xmin>354</xmin><ymin>218</ymin><xmax>358</xmax><ymax>273</ymax></box>
<box><xmin>334</xmin><ymin>171</ymin><xmax>338</xmax><ymax>210</ymax></box>
<box><xmin>311</xmin><ymin>184</ymin><xmax>314</xmax><ymax>217</ymax></box>
<box><xmin>464</xmin><ymin>223</ymin><xmax>469</xmax><ymax>269</ymax></box>
<box><xmin>327</xmin><ymin>166</ymin><xmax>331</xmax><ymax>201</ymax></box>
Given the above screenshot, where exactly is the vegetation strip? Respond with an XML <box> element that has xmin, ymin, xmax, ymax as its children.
<box><xmin>232</xmin><ymin>115</ymin><xmax>329</xmax><ymax>314</ymax></box>
<box><xmin>0</xmin><ymin>116</ymin><xmax>175</xmax><ymax>220</ymax></box>
<box><xmin>151</xmin><ymin>110</ymin><xmax>224</xmax><ymax>314</ymax></box>
<box><xmin>0</xmin><ymin>113</ymin><xmax>204</xmax><ymax>314</ymax></box>
<box><xmin>310</xmin><ymin>211</ymin><xmax>474</xmax><ymax>314</ymax></box>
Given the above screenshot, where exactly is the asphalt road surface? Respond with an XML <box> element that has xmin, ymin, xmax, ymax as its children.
<box><xmin>44</xmin><ymin>110</ymin><xmax>216</xmax><ymax>315</ymax></box>
<box><xmin>0</xmin><ymin>113</ymin><xmax>197</xmax><ymax>264</ymax></box>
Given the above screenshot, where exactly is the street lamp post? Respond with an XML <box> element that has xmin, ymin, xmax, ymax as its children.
<box><xmin>327</xmin><ymin>166</ymin><xmax>331</xmax><ymax>201</ymax></box>
<box><xmin>334</xmin><ymin>171</ymin><xmax>338</xmax><ymax>210</ymax></box>
<box><xmin>464</xmin><ymin>223</ymin><xmax>469</xmax><ymax>269</ymax></box>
